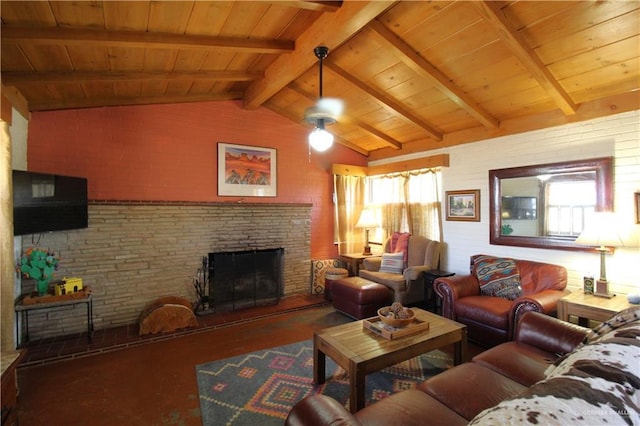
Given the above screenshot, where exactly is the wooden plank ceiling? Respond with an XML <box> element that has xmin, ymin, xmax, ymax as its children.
<box><xmin>1</xmin><ymin>1</ymin><xmax>639</xmax><ymax>160</ymax></box>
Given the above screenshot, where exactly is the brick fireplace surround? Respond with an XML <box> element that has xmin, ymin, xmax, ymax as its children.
<box><xmin>19</xmin><ymin>201</ymin><xmax>312</xmax><ymax>340</ymax></box>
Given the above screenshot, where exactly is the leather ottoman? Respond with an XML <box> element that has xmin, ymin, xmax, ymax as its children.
<box><xmin>331</xmin><ymin>276</ymin><xmax>392</xmax><ymax>320</ymax></box>
<box><xmin>324</xmin><ymin>267</ymin><xmax>349</xmax><ymax>302</ymax></box>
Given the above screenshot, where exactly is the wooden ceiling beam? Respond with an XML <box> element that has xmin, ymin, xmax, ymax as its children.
<box><xmin>265</xmin><ymin>102</ymin><xmax>370</xmax><ymax>156</ymax></box>
<box><xmin>28</xmin><ymin>92</ymin><xmax>243</xmax><ymax>112</ymax></box>
<box><xmin>326</xmin><ymin>62</ymin><xmax>443</xmax><ymax>141</ymax></box>
<box><xmin>243</xmin><ymin>1</ymin><xmax>396</xmax><ymax>110</ymax></box>
<box><xmin>339</xmin><ymin>115</ymin><xmax>402</xmax><ymax>150</ymax></box>
<box><xmin>275</xmin><ymin>1</ymin><xmax>343</xmax><ymax>12</ymax></box>
<box><xmin>287</xmin><ymin>83</ymin><xmax>402</xmax><ymax>150</ymax></box>
<box><xmin>2</xmin><ymin>70</ymin><xmax>262</xmax><ymax>85</ymax></box>
<box><xmin>367</xmin><ymin>20</ymin><xmax>500</xmax><ymax>129</ymax></box>
<box><xmin>0</xmin><ymin>84</ymin><xmax>30</xmax><ymax>121</ymax></box>
<box><xmin>0</xmin><ymin>26</ymin><xmax>294</xmax><ymax>54</ymax></box>
<box><xmin>473</xmin><ymin>1</ymin><xmax>578</xmax><ymax>115</ymax></box>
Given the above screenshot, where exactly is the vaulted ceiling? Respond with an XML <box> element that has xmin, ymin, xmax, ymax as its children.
<box><xmin>2</xmin><ymin>1</ymin><xmax>639</xmax><ymax>161</ymax></box>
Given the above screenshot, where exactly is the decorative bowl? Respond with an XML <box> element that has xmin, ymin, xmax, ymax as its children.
<box><xmin>378</xmin><ymin>306</ymin><xmax>415</xmax><ymax>328</ymax></box>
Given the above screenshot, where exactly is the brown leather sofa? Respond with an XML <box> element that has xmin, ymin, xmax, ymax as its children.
<box><xmin>285</xmin><ymin>311</ymin><xmax>589</xmax><ymax>426</ymax></box>
<box><xmin>434</xmin><ymin>254</ymin><xmax>569</xmax><ymax>347</ymax></box>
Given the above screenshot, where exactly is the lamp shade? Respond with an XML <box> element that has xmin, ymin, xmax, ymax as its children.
<box><xmin>356</xmin><ymin>208</ymin><xmax>379</xmax><ymax>229</ymax></box>
<box><xmin>575</xmin><ymin>212</ymin><xmax>625</xmax><ymax>248</ymax></box>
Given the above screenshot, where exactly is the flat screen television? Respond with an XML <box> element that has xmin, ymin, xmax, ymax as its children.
<box><xmin>13</xmin><ymin>170</ymin><xmax>88</xmax><ymax>235</ymax></box>
<box><xmin>501</xmin><ymin>196</ymin><xmax>537</xmax><ymax>220</ymax></box>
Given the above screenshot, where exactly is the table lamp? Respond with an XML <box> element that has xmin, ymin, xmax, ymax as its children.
<box><xmin>355</xmin><ymin>208</ymin><xmax>379</xmax><ymax>255</ymax></box>
<box><xmin>575</xmin><ymin>212</ymin><xmax>625</xmax><ymax>298</ymax></box>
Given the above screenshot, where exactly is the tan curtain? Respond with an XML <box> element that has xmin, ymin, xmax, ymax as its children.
<box><xmin>381</xmin><ymin>203</ymin><xmax>404</xmax><ymax>234</ymax></box>
<box><xmin>370</xmin><ymin>169</ymin><xmax>442</xmax><ymax>242</ymax></box>
<box><xmin>333</xmin><ymin>174</ymin><xmax>366</xmax><ymax>254</ymax></box>
<box><xmin>406</xmin><ymin>170</ymin><xmax>442</xmax><ymax>241</ymax></box>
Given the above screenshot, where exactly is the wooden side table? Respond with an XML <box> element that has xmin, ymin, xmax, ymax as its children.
<box><xmin>338</xmin><ymin>252</ymin><xmax>375</xmax><ymax>276</ymax></box>
<box><xmin>15</xmin><ymin>291</ymin><xmax>94</xmax><ymax>347</ymax></box>
<box><xmin>557</xmin><ymin>290</ymin><xmax>633</xmax><ymax>326</ymax></box>
<box><xmin>424</xmin><ymin>270</ymin><xmax>455</xmax><ymax>313</ymax></box>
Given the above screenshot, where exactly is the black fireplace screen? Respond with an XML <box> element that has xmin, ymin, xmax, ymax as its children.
<box><xmin>208</xmin><ymin>248</ymin><xmax>284</xmax><ymax>312</ymax></box>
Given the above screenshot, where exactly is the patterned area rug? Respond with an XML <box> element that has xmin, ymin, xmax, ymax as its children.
<box><xmin>196</xmin><ymin>339</ymin><xmax>451</xmax><ymax>425</ymax></box>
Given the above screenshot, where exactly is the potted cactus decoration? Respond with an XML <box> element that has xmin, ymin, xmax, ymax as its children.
<box><xmin>19</xmin><ymin>247</ymin><xmax>60</xmax><ymax>296</ymax></box>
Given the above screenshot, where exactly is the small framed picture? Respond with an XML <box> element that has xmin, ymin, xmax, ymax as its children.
<box><xmin>583</xmin><ymin>276</ymin><xmax>594</xmax><ymax>294</ymax></box>
<box><xmin>217</xmin><ymin>142</ymin><xmax>277</xmax><ymax>197</ymax></box>
<box><xmin>445</xmin><ymin>190</ymin><xmax>480</xmax><ymax>222</ymax></box>
<box><xmin>635</xmin><ymin>192</ymin><xmax>640</xmax><ymax>224</ymax></box>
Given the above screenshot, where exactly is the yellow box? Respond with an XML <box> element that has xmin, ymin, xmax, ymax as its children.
<box><xmin>55</xmin><ymin>277</ymin><xmax>83</xmax><ymax>296</ymax></box>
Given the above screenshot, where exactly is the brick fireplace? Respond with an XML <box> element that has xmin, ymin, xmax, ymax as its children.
<box><xmin>19</xmin><ymin>201</ymin><xmax>312</xmax><ymax>339</ymax></box>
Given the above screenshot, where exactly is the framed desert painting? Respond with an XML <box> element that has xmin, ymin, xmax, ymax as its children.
<box><xmin>218</xmin><ymin>143</ymin><xmax>277</xmax><ymax>197</ymax></box>
<box><xmin>446</xmin><ymin>189</ymin><xmax>480</xmax><ymax>222</ymax></box>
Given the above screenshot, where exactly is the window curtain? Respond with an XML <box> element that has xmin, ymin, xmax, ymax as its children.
<box><xmin>369</xmin><ymin>169</ymin><xmax>442</xmax><ymax>242</ymax></box>
<box><xmin>333</xmin><ymin>174</ymin><xmax>366</xmax><ymax>254</ymax></box>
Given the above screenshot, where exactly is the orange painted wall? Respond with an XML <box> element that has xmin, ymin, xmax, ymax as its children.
<box><xmin>26</xmin><ymin>101</ymin><xmax>367</xmax><ymax>259</ymax></box>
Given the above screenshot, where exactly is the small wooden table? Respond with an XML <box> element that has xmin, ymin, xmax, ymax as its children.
<box><xmin>338</xmin><ymin>252</ymin><xmax>375</xmax><ymax>276</ymax></box>
<box><xmin>557</xmin><ymin>290</ymin><xmax>633</xmax><ymax>325</ymax></box>
<box><xmin>314</xmin><ymin>308</ymin><xmax>467</xmax><ymax>413</ymax></box>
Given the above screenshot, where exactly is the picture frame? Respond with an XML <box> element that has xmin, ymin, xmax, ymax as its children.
<box><xmin>217</xmin><ymin>142</ymin><xmax>277</xmax><ymax>197</ymax></box>
<box><xmin>635</xmin><ymin>192</ymin><xmax>640</xmax><ymax>224</ymax></box>
<box><xmin>445</xmin><ymin>189</ymin><xmax>480</xmax><ymax>222</ymax></box>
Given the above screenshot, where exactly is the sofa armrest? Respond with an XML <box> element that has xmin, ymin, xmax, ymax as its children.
<box><xmin>434</xmin><ymin>275</ymin><xmax>480</xmax><ymax>319</ymax></box>
<box><xmin>516</xmin><ymin>289</ymin><xmax>571</xmax><ymax>314</ymax></box>
<box><xmin>514</xmin><ymin>311</ymin><xmax>589</xmax><ymax>356</ymax></box>
<box><xmin>510</xmin><ymin>289</ymin><xmax>571</xmax><ymax>333</ymax></box>
<box><xmin>362</xmin><ymin>256</ymin><xmax>382</xmax><ymax>272</ymax></box>
<box><xmin>285</xmin><ymin>395</ymin><xmax>361</xmax><ymax>426</ymax></box>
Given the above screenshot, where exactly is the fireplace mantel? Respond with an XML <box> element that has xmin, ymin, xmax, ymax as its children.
<box><xmin>90</xmin><ymin>200</ymin><xmax>313</xmax><ymax>208</ymax></box>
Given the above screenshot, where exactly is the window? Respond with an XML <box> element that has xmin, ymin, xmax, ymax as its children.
<box><xmin>365</xmin><ymin>169</ymin><xmax>441</xmax><ymax>241</ymax></box>
<box><xmin>546</xmin><ymin>180</ymin><xmax>596</xmax><ymax>237</ymax></box>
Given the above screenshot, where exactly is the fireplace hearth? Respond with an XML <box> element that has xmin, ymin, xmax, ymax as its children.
<box><xmin>208</xmin><ymin>248</ymin><xmax>284</xmax><ymax>312</ymax></box>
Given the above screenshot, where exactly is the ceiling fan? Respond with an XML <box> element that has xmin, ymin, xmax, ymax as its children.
<box><xmin>304</xmin><ymin>46</ymin><xmax>343</xmax><ymax>152</ymax></box>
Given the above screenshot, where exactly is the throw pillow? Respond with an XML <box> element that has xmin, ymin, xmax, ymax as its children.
<box><xmin>390</xmin><ymin>232</ymin><xmax>411</xmax><ymax>264</ymax></box>
<box><xmin>311</xmin><ymin>259</ymin><xmax>343</xmax><ymax>295</ymax></box>
<box><xmin>379</xmin><ymin>252</ymin><xmax>404</xmax><ymax>274</ymax></box>
<box><xmin>474</xmin><ymin>256</ymin><xmax>523</xmax><ymax>300</ymax></box>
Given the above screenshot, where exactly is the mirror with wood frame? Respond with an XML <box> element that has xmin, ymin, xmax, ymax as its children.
<box><xmin>489</xmin><ymin>157</ymin><xmax>613</xmax><ymax>251</ymax></box>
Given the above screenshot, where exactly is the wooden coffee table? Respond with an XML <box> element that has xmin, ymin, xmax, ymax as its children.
<box><xmin>314</xmin><ymin>308</ymin><xmax>467</xmax><ymax>413</ymax></box>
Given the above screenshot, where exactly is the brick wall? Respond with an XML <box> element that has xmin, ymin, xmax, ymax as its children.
<box><xmin>20</xmin><ymin>202</ymin><xmax>311</xmax><ymax>339</ymax></box>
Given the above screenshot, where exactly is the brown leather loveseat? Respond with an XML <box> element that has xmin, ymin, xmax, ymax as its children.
<box><xmin>434</xmin><ymin>254</ymin><xmax>569</xmax><ymax>347</ymax></box>
<box><xmin>285</xmin><ymin>312</ymin><xmax>591</xmax><ymax>425</ymax></box>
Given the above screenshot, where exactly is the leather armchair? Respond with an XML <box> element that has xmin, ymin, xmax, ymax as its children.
<box><xmin>358</xmin><ymin>235</ymin><xmax>440</xmax><ymax>305</ymax></box>
<box><xmin>434</xmin><ymin>254</ymin><xmax>569</xmax><ymax>347</ymax></box>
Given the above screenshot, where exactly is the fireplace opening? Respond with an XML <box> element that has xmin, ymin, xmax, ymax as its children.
<box><xmin>208</xmin><ymin>248</ymin><xmax>284</xmax><ymax>312</ymax></box>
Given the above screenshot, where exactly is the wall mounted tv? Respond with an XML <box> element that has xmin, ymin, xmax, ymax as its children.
<box><xmin>13</xmin><ymin>170</ymin><xmax>88</xmax><ymax>235</ymax></box>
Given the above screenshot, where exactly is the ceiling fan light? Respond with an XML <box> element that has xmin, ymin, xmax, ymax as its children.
<box><xmin>309</xmin><ymin>127</ymin><xmax>334</xmax><ymax>152</ymax></box>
